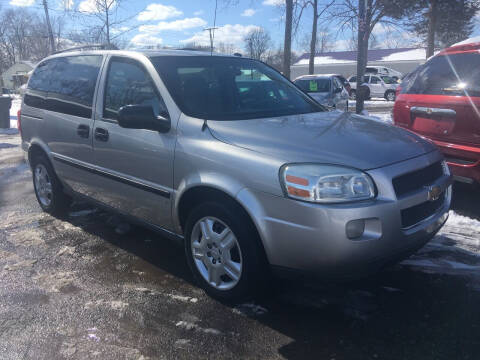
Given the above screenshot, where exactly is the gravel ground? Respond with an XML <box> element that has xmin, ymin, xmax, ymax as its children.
<box><xmin>1</xmin><ymin>132</ymin><xmax>480</xmax><ymax>360</ymax></box>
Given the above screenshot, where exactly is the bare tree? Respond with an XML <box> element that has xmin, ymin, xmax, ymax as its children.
<box><xmin>244</xmin><ymin>28</ymin><xmax>272</xmax><ymax>61</ymax></box>
<box><xmin>216</xmin><ymin>42</ymin><xmax>236</xmax><ymax>55</ymax></box>
<box><xmin>304</xmin><ymin>0</ymin><xmax>335</xmax><ymax>74</ymax></box>
<box><xmin>328</xmin><ymin>0</ymin><xmax>415</xmax><ymax>113</ymax></box>
<box><xmin>70</xmin><ymin>0</ymin><xmax>137</xmax><ymax>48</ymax></box>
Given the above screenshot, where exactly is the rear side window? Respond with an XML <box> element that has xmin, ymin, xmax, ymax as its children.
<box><xmin>103</xmin><ymin>57</ymin><xmax>168</xmax><ymax>121</ymax></box>
<box><xmin>45</xmin><ymin>55</ymin><xmax>103</xmax><ymax>118</ymax></box>
<box><xmin>402</xmin><ymin>53</ymin><xmax>480</xmax><ymax>97</ymax></box>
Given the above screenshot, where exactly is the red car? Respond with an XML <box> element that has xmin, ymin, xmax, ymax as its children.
<box><xmin>393</xmin><ymin>40</ymin><xmax>480</xmax><ymax>185</ymax></box>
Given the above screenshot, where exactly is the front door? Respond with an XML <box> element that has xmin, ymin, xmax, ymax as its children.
<box><xmin>92</xmin><ymin>56</ymin><xmax>176</xmax><ymax>230</ymax></box>
<box><xmin>369</xmin><ymin>75</ymin><xmax>384</xmax><ymax>98</ymax></box>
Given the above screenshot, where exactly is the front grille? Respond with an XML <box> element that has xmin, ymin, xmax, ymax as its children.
<box><xmin>392</xmin><ymin>161</ymin><xmax>443</xmax><ymax>197</ymax></box>
<box><xmin>401</xmin><ymin>192</ymin><xmax>445</xmax><ymax>228</ymax></box>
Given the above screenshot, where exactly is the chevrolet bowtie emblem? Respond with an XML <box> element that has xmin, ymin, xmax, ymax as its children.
<box><xmin>426</xmin><ymin>185</ymin><xmax>442</xmax><ymax>201</ymax></box>
<box><xmin>426</xmin><ymin>108</ymin><xmax>433</xmax><ymax>115</ymax></box>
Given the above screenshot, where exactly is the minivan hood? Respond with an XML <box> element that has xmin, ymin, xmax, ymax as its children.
<box><xmin>207</xmin><ymin>111</ymin><xmax>435</xmax><ymax>170</ymax></box>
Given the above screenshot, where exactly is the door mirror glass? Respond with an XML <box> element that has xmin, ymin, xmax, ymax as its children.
<box><xmin>334</xmin><ymin>87</ymin><xmax>342</xmax><ymax>93</ymax></box>
<box><xmin>118</xmin><ymin>105</ymin><xmax>170</xmax><ymax>132</ymax></box>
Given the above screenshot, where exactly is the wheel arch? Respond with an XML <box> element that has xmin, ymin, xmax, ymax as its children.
<box><xmin>175</xmin><ymin>185</ymin><xmax>270</xmax><ymax>264</ymax></box>
<box><xmin>28</xmin><ymin>140</ymin><xmax>51</xmax><ymax>168</ymax></box>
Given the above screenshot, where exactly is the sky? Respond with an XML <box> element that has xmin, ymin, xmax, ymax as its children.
<box><xmin>3</xmin><ymin>0</ymin><xmax>480</xmax><ymax>54</ymax></box>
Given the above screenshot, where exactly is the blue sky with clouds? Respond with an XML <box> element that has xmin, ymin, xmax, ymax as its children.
<box><xmin>5</xmin><ymin>0</ymin><xmax>480</xmax><ymax>53</ymax></box>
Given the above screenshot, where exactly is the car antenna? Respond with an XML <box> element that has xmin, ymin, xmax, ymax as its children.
<box><xmin>202</xmin><ymin>119</ymin><xmax>208</xmax><ymax>131</ymax></box>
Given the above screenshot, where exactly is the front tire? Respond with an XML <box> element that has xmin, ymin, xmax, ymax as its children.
<box><xmin>385</xmin><ymin>90</ymin><xmax>396</xmax><ymax>101</ymax></box>
<box><xmin>350</xmin><ymin>90</ymin><xmax>356</xmax><ymax>100</ymax></box>
<box><xmin>184</xmin><ymin>201</ymin><xmax>266</xmax><ymax>301</ymax></box>
<box><xmin>31</xmin><ymin>154</ymin><xmax>71</xmax><ymax>217</ymax></box>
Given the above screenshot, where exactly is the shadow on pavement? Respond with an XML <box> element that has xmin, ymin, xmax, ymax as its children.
<box><xmin>57</xmin><ymin>186</ymin><xmax>480</xmax><ymax>360</ymax></box>
<box><xmin>451</xmin><ymin>182</ymin><xmax>480</xmax><ymax>221</ymax></box>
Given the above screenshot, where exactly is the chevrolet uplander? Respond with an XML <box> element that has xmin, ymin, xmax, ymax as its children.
<box><xmin>19</xmin><ymin>49</ymin><xmax>452</xmax><ymax>300</ymax></box>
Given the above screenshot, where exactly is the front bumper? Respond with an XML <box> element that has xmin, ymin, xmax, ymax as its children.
<box><xmin>237</xmin><ymin>151</ymin><xmax>451</xmax><ymax>278</ymax></box>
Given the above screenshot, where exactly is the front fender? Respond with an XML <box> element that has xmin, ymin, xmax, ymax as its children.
<box><xmin>172</xmin><ymin>171</ymin><xmax>247</xmax><ymax>233</ymax></box>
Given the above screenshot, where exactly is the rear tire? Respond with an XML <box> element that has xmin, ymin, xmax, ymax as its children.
<box><xmin>31</xmin><ymin>153</ymin><xmax>71</xmax><ymax>217</ymax></box>
<box><xmin>184</xmin><ymin>201</ymin><xmax>266</xmax><ymax>302</ymax></box>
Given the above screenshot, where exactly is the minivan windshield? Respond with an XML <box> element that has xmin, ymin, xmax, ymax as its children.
<box><xmin>150</xmin><ymin>56</ymin><xmax>323</xmax><ymax>120</ymax></box>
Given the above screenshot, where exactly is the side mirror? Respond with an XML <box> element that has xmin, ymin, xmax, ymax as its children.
<box><xmin>334</xmin><ymin>87</ymin><xmax>342</xmax><ymax>93</ymax></box>
<box><xmin>118</xmin><ymin>105</ymin><xmax>170</xmax><ymax>133</ymax></box>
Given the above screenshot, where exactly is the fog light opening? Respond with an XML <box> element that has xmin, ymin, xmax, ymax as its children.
<box><xmin>346</xmin><ymin>219</ymin><xmax>365</xmax><ymax>239</ymax></box>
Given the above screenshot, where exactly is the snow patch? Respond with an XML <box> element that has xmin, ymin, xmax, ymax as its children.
<box><xmin>381</xmin><ymin>48</ymin><xmax>426</xmax><ymax>61</ymax></box>
<box><xmin>175</xmin><ymin>321</ymin><xmax>222</xmax><ymax>335</ymax></box>
<box><xmin>167</xmin><ymin>293</ymin><xmax>198</xmax><ymax>303</ymax></box>
<box><xmin>0</xmin><ymin>128</ymin><xmax>18</xmax><ymax>135</ymax></box>
<box><xmin>233</xmin><ymin>302</ymin><xmax>268</xmax><ymax>316</ymax></box>
<box><xmin>69</xmin><ymin>209</ymin><xmax>97</xmax><ymax>217</ymax></box>
<box><xmin>368</xmin><ymin>112</ymin><xmax>393</xmax><ymax>123</ymax></box>
<box><xmin>295</xmin><ymin>56</ymin><xmax>354</xmax><ymax>65</ymax></box>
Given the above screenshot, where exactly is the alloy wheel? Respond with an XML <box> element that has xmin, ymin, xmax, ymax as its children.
<box><xmin>34</xmin><ymin>164</ymin><xmax>53</xmax><ymax>207</ymax></box>
<box><xmin>191</xmin><ymin>216</ymin><xmax>243</xmax><ymax>290</ymax></box>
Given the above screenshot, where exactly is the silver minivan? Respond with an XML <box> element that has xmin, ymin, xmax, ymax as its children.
<box><xmin>293</xmin><ymin>74</ymin><xmax>349</xmax><ymax>111</ymax></box>
<box><xmin>20</xmin><ymin>50</ymin><xmax>452</xmax><ymax>300</ymax></box>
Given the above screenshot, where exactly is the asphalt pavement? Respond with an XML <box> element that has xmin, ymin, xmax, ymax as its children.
<box><xmin>1</xmin><ymin>132</ymin><xmax>480</xmax><ymax>360</ymax></box>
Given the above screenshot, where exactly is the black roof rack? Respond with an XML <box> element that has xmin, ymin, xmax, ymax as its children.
<box><xmin>53</xmin><ymin>44</ymin><xmax>117</xmax><ymax>55</ymax></box>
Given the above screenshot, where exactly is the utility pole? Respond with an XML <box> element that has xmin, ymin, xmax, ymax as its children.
<box><xmin>204</xmin><ymin>27</ymin><xmax>219</xmax><ymax>55</ymax></box>
<box><xmin>355</xmin><ymin>0</ymin><xmax>367</xmax><ymax>114</ymax></box>
<box><xmin>42</xmin><ymin>0</ymin><xmax>56</xmax><ymax>54</ymax></box>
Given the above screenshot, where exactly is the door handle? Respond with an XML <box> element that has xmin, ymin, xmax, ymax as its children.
<box><xmin>77</xmin><ymin>124</ymin><xmax>90</xmax><ymax>138</ymax></box>
<box><xmin>94</xmin><ymin>127</ymin><xmax>109</xmax><ymax>142</ymax></box>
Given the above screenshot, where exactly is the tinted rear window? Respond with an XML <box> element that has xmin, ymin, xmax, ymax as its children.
<box><xmin>402</xmin><ymin>52</ymin><xmax>480</xmax><ymax>97</ymax></box>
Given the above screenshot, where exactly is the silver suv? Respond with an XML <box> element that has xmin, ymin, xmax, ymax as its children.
<box><xmin>20</xmin><ymin>50</ymin><xmax>452</xmax><ymax>300</ymax></box>
<box><xmin>348</xmin><ymin>74</ymin><xmax>398</xmax><ymax>101</ymax></box>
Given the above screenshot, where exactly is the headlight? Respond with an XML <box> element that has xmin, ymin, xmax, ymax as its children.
<box><xmin>280</xmin><ymin>164</ymin><xmax>376</xmax><ymax>203</ymax></box>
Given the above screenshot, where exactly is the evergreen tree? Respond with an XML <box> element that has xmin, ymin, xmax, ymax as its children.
<box><xmin>406</xmin><ymin>0</ymin><xmax>480</xmax><ymax>52</ymax></box>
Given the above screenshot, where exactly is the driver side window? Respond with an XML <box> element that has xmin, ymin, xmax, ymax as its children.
<box><xmin>103</xmin><ymin>57</ymin><xmax>168</xmax><ymax>121</ymax></box>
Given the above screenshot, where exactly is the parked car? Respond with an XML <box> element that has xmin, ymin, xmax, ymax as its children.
<box><xmin>365</xmin><ymin>66</ymin><xmax>403</xmax><ymax>82</ymax></box>
<box><xmin>348</xmin><ymin>74</ymin><xmax>398</xmax><ymax>101</ymax></box>
<box><xmin>20</xmin><ymin>49</ymin><xmax>451</xmax><ymax>300</ymax></box>
<box><xmin>393</xmin><ymin>40</ymin><xmax>480</xmax><ymax>185</ymax></box>
<box><xmin>294</xmin><ymin>74</ymin><xmax>349</xmax><ymax>110</ymax></box>
<box><xmin>331</xmin><ymin>74</ymin><xmax>352</xmax><ymax>94</ymax></box>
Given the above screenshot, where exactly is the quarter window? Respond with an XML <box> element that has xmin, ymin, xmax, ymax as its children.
<box><xmin>103</xmin><ymin>57</ymin><xmax>168</xmax><ymax>121</ymax></box>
